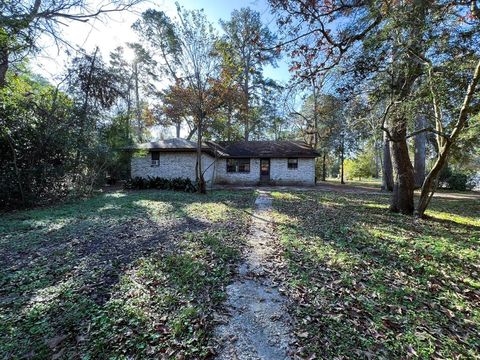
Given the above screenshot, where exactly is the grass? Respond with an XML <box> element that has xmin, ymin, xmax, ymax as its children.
<box><xmin>270</xmin><ymin>190</ymin><xmax>479</xmax><ymax>359</ymax></box>
<box><xmin>324</xmin><ymin>177</ymin><xmax>383</xmax><ymax>188</ymax></box>
<box><xmin>2</xmin><ymin>186</ymin><xmax>478</xmax><ymax>359</ymax></box>
<box><xmin>0</xmin><ymin>190</ymin><xmax>254</xmax><ymax>359</ymax></box>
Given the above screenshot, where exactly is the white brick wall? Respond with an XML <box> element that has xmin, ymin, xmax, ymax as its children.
<box><xmin>131</xmin><ymin>153</ymin><xmax>316</xmax><ymax>185</ymax></box>
<box><xmin>131</xmin><ymin>152</ymin><xmax>215</xmax><ymax>184</ymax></box>
<box><xmin>270</xmin><ymin>158</ymin><xmax>315</xmax><ymax>185</ymax></box>
<box><xmin>214</xmin><ymin>158</ymin><xmax>261</xmax><ymax>185</ymax></box>
<box><xmin>213</xmin><ymin>157</ymin><xmax>315</xmax><ymax>185</ymax></box>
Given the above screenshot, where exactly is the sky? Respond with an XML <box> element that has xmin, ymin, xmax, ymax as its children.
<box><xmin>33</xmin><ymin>0</ymin><xmax>292</xmax><ymax>84</ymax></box>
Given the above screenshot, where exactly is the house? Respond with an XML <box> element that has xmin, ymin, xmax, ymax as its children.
<box><xmin>129</xmin><ymin>138</ymin><xmax>319</xmax><ymax>185</ymax></box>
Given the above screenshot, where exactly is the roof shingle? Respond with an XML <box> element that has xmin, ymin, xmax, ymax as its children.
<box><xmin>129</xmin><ymin>139</ymin><xmax>319</xmax><ymax>158</ymax></box>
<box><xmin>208</xmin><ymin>140</ymin><xmax>319</xmax><ymax>158</ymax></box>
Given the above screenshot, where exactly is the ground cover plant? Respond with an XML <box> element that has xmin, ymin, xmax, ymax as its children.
<box><xmin>271</xmin><ymin>191</ymin><xmax>480</xmax><ymax>359</ymax></box>
<box><xmin>0</xmin><ymin>190</ymin><xmax>253</xmax><ymax>359</ymax></box>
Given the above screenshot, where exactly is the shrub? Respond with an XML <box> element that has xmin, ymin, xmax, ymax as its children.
<box><xmin>439</xmin><ymin>166</ymin><xmax>477</xmax><ymax>191</ymax></box>
<box><xmin>446</xmin><ymin>172</ymin><xmax>476</xmax><ymax>191</ymax></box>
<box><xmin>124</xmin><ymin>177</ymin><xmax>198</xmax><ymax>193</ymax></box>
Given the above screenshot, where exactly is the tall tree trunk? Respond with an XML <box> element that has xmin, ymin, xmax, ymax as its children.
<box><xmin>227</xmin><ymin>106</ymin><xmax>232</xmax><ymax>142</ymax></box>
<box><xmin>126</xmin><ymin>92</ymin><xmax>132</xmax><ymax>143</ymax></box>
<box><xmin>389</xmin><ymin>116</ymin><xmax>415</xmax><ymax>214</ymax></box>
<box><xmin>243</xmin><ymin>65</ymin><xmax>250</xmax><ymax>141</ymax></box>
<box><xmin>414</xmin><ymin>114</ymin><xmax>426</xmax><ymax>189</ymax></box>
<box><xmin>374</xmin><ymin>138</ymin><xmax>380</xmax><ymax>178</ymax></box>
<box><xmin>387</xmin><ymin>0</ymin><xmax>425</xmax><ymax>214</ymax></box>
<box><xmin>322</xmin><ymin>151</ymin><xmax>327</xmax><ymax>181</ymax></box>
<box><xmin>382</xmin><ymin>131</ymin><xmax>394</xmax><ymax>191</ymax></box>
<box><xmin>0</xmin><ymin>47</ymin><xmax>8</xmax><ymax>89</ymax></box>
<box><xmin>415</xmin><ymin>153</ymin><xmax>445</xmax><ymax>217</ymax></box>
<box><xmin>176</xmin><ymin>123</ymin><xmax>181</xmax><ymax>138</ymax></box>
<box><xmin>416</xmin><ymin>59</ymin><xmax>480</xmax><ymax>217</ymax></box>
<box><xmin>340</xmin><ymin>137</ymin><xmax>345</xmax><ymax>184</ymax></box>
<box><xmin>196</xmin><ymin>116</ymin><xmax>206</xmax><ymax>194</ymax></box>
<box><xmin>312</xmin><ymin>78</ymin><xmax>319</xmax><ymax>149</ymax></box>
<box><xmin>134</xmin><ymin>60</ymin><xmax>142</xmax><ymax>141</ymax></box>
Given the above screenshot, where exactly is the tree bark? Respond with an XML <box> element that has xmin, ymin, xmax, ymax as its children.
<box><xmin>176</xmin><ymin>123</ymin><xmax>181</xmax><ymax>138</ymax></box>
<box><xmin>340</xmin><ymin>137</ymin><xmax>345</xmax><ymax>184</ymax></box>
<box><xmin>387</xmin><ymin>0</ymin><xmax>425</xmax><ymax>214</ymax></box>
<box><xmin>312</xmin><ymin>78</ymin><xmax>319</xmax><ymax>149</ymax></box>
<box><xmin>196</xmin><ymin>116</ymin><xmax>206</xmax><ymax>194</ymax></box>
<box><xmin>0</xmin><ymin>47</ymin><xmax>8</xmax><ymax>89</ymax></box>
<box><xmin>382</xmin><ymin>131</ymin><xmax>394</xmax><ymax>191</ymax></box>
<box><xmin>389</xmin><ymin>116</ymin><xmax>415</xmax><ymax>214</ymax></box>
<box><xmin>186</xmin><ymin>125</ymin><xmax>197</xmax><ymax>140</ymax></box>
<box><xmin>414</xmin><ymin>114</ymin><xmax>426</xmax><ymax>189</ymax></box>
<box><xmin>243</xmin><ymin>60</ymin><xmax>250</xmax><ymax>141</ymax></box>
<box><xmin>322</xmin><ymin>151</ymin><xmax>327</xmax><ymax>181</ymax></box>
<box><xmin>374</xmin><ymin>138</ymin><xmax>380</xmax><ymax>178</ymax></box>
<box><xmin>415</xmin><ymin>152</ymin><xmax>445</xmax><ymax>217</ymax></box>
<box><xmin>416</xmin><ymin>58</ymin><xmax>480</xmax><ymax>217</ymax></box>
<box><xmin>134</xmin><ymin>60</ymin><xmax>143</xmax><ymax>141</ymax></box>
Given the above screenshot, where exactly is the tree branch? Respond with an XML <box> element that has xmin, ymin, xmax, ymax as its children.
<box><xmin>406</xmin><ymin>127</ymin><xmax>450</xmax><ymax>140</ymax></box>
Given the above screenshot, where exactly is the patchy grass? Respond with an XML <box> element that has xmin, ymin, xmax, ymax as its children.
<box><xmin>0</xmin><ymin>190</ymin><xmax>253</xmax><ymax>359</ymax></box>
<box><xmin>271</xmin><ymin>191</ymin><xmax>479</xmax><ymax>359</ymax></box>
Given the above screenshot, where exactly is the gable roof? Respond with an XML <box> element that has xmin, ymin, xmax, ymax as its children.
<box><xmin>208</xmin><ymin>140</ymin><xmax>319</xmax><ymax>158</ymax></box>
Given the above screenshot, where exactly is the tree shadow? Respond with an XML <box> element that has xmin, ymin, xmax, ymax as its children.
<box><xmin>268</xmin><ymin>190</ymin><xmax>479</xmax><ymax>357</ymax></box>
<box><xmin>0</xmin><ymin>189</ymin><xmax>254</xmax><ymax>359</ymax></box>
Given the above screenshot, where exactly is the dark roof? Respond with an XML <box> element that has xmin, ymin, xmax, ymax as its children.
<box><xmin>127</xmin><ymin>138</ymin><xmax>216</xmax><ymax>155</ymax></box>
<box><xmin>128</xmin><ymin>138</ymin><xmax>319</xmax><ymax>158</ymax></box>
<box><xmin>129</xmin><ymin>138</ymin><xmax>199</xmax><ymax>150</ymax></box>
<box><xmin>208</xmin><ymin>140</ymin><xmax>319</xmax><ymax>158</ymax></box>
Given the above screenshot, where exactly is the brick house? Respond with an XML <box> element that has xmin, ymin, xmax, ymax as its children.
<box><xmin>129</xmin><ymin>138</ymin><xmax>319</xmax><ymax>185</ymax></box>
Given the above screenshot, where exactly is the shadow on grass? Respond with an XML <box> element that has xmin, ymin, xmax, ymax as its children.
<box><xmin>0</xmin><ymin>189</ymin><xmax>254</xmax><ymax>359</ymax></box>
<box><xmin>269</xmin><ymin>190</ymin><xmax>480</xmax><ymax>358</ymax></box>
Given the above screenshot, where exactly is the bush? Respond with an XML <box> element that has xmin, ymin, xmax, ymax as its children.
<box><xmin>439</xmin><ymin>166</ymin><xmax>477</xmax><ymax>191</ymax></box>
<box><xmin>446</xmin><ymin>172</ymin><xmax>476</xmax><ymax>191</ymax></box>
<box><xmin>124</xmin><ymin>177</ymin><xmax>198</xmax><ymax>193</ymax></box>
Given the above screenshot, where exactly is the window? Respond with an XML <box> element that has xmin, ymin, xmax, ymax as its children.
<box><xmin>287</xmin><ymin>158</ymin><xmax>298</xmax><ymax>169</ymax></box>
<box><xmin>227</xmin><ymin>158</ymin><xmax>250</xmax><ymax>173</ymax></box>
<box><xmin>151</xmin><ymin>151</ymin><xmax>160</xmax><ymax>167</ymax></box>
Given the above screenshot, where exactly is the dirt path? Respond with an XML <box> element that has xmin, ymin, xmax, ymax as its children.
<box><xmin>214</xmin><ymin>191</ymin><xmax>293</xmax><ymax>360</ymax></box>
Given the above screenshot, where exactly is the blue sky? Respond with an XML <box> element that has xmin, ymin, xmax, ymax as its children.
<box><xmin>34</xmin><ymin>0</ymin><xmax>291</xmax><ymax>84</ymax></box>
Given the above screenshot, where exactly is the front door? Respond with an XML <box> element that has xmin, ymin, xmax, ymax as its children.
<box><xmin>260</xmin><ymin>158</ymin><xmax>270</xmax><ymax>182</ymax></box>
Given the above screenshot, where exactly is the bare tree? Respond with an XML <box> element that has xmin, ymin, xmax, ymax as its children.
<box><xmin>0</xmin><ymin>0</ymin><xmax>142</xmax><ymax>87</ymax></box>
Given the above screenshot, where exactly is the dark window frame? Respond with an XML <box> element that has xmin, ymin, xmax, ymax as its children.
<box><xmin>151</xmin><ymin>151</ymin><xmax>160</xmax><ymax>167</ymax></box>
<box><xmin>226</xmin><ymin>158</ymin><xmax>250</xmax><ymax>173</ymax></box>
<box><xmin>287</xmin><ymin>158</ymin><xmax>298</xmax><ymax>169</ymax></box>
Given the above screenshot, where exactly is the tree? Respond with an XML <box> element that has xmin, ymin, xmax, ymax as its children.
<box><xmin>0</xmin><ymin>0</ymin><xmax>141</xmax><ymax>88</ymax></box>
<box><xmin>67</xmin><ymin>49</ymin><xmax>120</xmax><ymax>186</ymax></box>
<box><xmin>414</xmin><ymin>114</ymin><xmax>427</xmax><ymax>189</ymax></box>
<box><xmin>382</xmin><ymin>131</ymin><xmax>394</xmax><ymax>191</ymax></box>
<box><xmin>155</xmin><ymin>5</ymin><xmax>221</xmax><ymax>193</ymax></box>
<box><xmin>415</xmin><ymin>60</ymin><xmax>480</xmax><ymax>216</ymax></box>
<box><xmin>220</xmin><ymin>8</ymin><xmax>279</xmax><ymax>140</ymax></box>
<box><xmin>270</xmin><ymin>0</ymin><xmax>480</xmax><ymax>216</ymax></box>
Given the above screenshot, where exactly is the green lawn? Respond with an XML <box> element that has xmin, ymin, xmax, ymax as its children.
<box><xmin>0</xmin><ymin>190</ymin><xmax>254</xmax><ymax>359</ymax></box>
<box><xmin>1</xmin><ymin>188</ymin><xmax>478</xmax><ymax>359</ymax></box>
<box><xmin>271</xmin><ymin>191</ymin><xmax>480</xmax><ymax>359</ymax></box>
